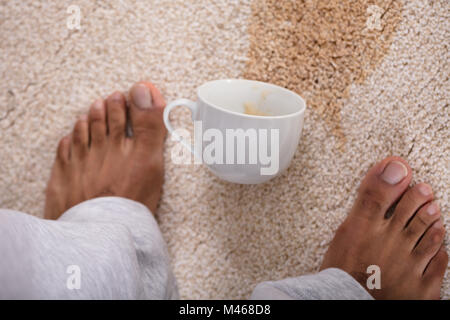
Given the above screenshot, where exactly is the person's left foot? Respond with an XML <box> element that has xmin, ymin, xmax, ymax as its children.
<box><xmin>44</xmin><ymin>82</ymin><xmax>167</xmax><ymax>219</ymax></box>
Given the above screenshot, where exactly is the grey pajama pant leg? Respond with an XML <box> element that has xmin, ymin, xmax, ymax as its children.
<box><xmin>251</xmin><ymin>268</ymin><xmax>374</xmax><ymax>300</ymax></box>
<box><xmin>0</xmin><ymin>197</ymin><xmax>178</xmax><ymax>299</ymax></box>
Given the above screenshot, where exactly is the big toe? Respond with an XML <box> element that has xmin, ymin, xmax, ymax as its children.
<box><xmin>129</xmin><ymin>82</ymin><xmax>166</xmax><ymax>145</ymax></box>
<box><xmin>350</xmin><ymin>156</ymin><xmax>412</xmax><ymax>221</ymax></box>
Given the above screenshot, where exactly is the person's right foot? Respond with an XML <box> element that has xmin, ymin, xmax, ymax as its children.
<box><xmin>321</xmin><ymin>157</ymin><xmax>448</xmax><ymax>299</ymax></box>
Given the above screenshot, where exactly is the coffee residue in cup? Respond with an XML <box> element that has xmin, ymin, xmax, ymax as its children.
<box><xmin>244</xmin><ymin>102</ymin><xmax>270</xmax><ymax>116</ymax></box>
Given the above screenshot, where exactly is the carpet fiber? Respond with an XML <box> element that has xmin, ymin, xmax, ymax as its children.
<box><xmin>0</xmin><ymin>0</ymin><xmax>448</xmax><ymax>299</ymax></box>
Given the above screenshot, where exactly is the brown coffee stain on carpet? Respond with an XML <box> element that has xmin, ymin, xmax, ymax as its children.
<box><xmin>244</xmin><ymin>0</ymin><xmax>403</xmax><ymax>148</ymax></box>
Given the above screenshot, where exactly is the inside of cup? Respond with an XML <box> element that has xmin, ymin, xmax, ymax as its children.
<box><xmin>198</xmin><ymin>79</ymin><xmax>305</xmax><ymax>117</ymax></box>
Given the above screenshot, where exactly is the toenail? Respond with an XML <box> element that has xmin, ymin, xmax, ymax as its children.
<box><xmin>433</xmin><ymin>219</ymin><xmax>443</xmax><ymax>229</ymax></box>
<box><xmin>131</xmin><ymin>84</ymin><xmax>152</xmax><ymax>109</ymax></box>
<box><xmin>427</xmin><ymin>203</ymin><xmax>439</xmax><ymax>215</ymax></box>
<box><xmin>418</xmin><ymin>184</ymin><xmax>432</xmax><ymax>196</ymax></box>
<box><xmin>79</xmin><ymin>114</ymin><xmax>88</xmax><ymax>121</ymax></box>
<box><xmin>380</xmin><ymin>161</ymin><xmax>408</xmax><ymax>185</ymax></box>
<box><xmin>93</xmin><ymin>100</ymin><xmax>103</xmax><ymax>110</ymax></box>
<box><xmin>110</xmin><ymin>92</ymin><xmax>123</xmax><ymax>101</ymax></box>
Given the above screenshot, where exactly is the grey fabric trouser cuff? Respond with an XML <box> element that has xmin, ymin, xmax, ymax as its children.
<box><xmin>251</xmin><ymin>268</ymin><xmax>374</xmax><ymax>300</ymax></box>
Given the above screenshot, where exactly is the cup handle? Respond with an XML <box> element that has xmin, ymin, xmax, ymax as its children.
<box><xmin>163</xmin><ymin>99</ymin><xmax>198</xmax><ymax>156</ymax></box>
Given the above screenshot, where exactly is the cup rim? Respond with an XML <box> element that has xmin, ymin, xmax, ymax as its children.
<box><xmin>197</xmin><ymin>79</ymin><xmax>306</xmax><ymax>119</ymax></box>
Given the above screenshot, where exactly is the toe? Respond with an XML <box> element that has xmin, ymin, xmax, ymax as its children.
<box><xmin>422</xmin><ymin>247</ymin><xmax>448</xmax><ymax>299</ymax></box>
<box><xmin>128</xmin><ymin>82</ymin><xmax>166</xmax><ymax>144</ymax></box>
<box><xmin>88</xmin><ymin>99</ymin><xmax>106</xmax><ymax>147</ymax></box>
<box><xmin>350</xmin><ymin>156</ymin><xmax>411</xmax><ymax>221</ymax></box>
<box><xmin>412</xmin><ymin>219</ymin><xmax>445</xmax><ymax>274</ymax></box>
<box><xmin>106</xmin><ymin>91</ymin><xmax>127</xmax><ymax>143</ymax></box>
<box><xmin>390</xmin><ymin>183</ymin><xmax>434</xmax><ymax>229</ymax></box>
<box><xmin>57</xmin><ymin>135</ymin><xmax>71</xmax><ymax>163</ymax></box>
<box><xmin>402</xmin><ymin>202</ymin><xmax>441</xmax><ymax>249</ymax></box>
<box><xmin>71</xmin><ymin>115</ymin><xmax>89</xmax><ymax>159</ymax></box>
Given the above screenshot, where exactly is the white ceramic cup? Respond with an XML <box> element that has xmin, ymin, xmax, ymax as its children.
<box><xmin>163</xmin><ymin>79</ymin><xmax>306</xmax><ymax>184</ymax></box>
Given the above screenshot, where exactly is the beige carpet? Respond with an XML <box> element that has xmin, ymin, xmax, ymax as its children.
<box><xmin>0</xmin><ymin>0</ymin><xmax>448</xmax><ymax>299</ymax></box>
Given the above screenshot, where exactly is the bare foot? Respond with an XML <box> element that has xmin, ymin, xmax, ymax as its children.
<box><xmin>321</xmin><ymin>157</ymin><xmax>448</xmax><ymax>300</ymax></box>
<box><xmin>44</xmin><ymin>82</ymin><xmax>167</xmax><ymax>219</ymax></box>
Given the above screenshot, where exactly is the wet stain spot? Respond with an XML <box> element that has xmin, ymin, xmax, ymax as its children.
<box><xmin>244</xmin><ymin>0</ymin><xmax>403</xmax><ymax>149</ymax></box>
